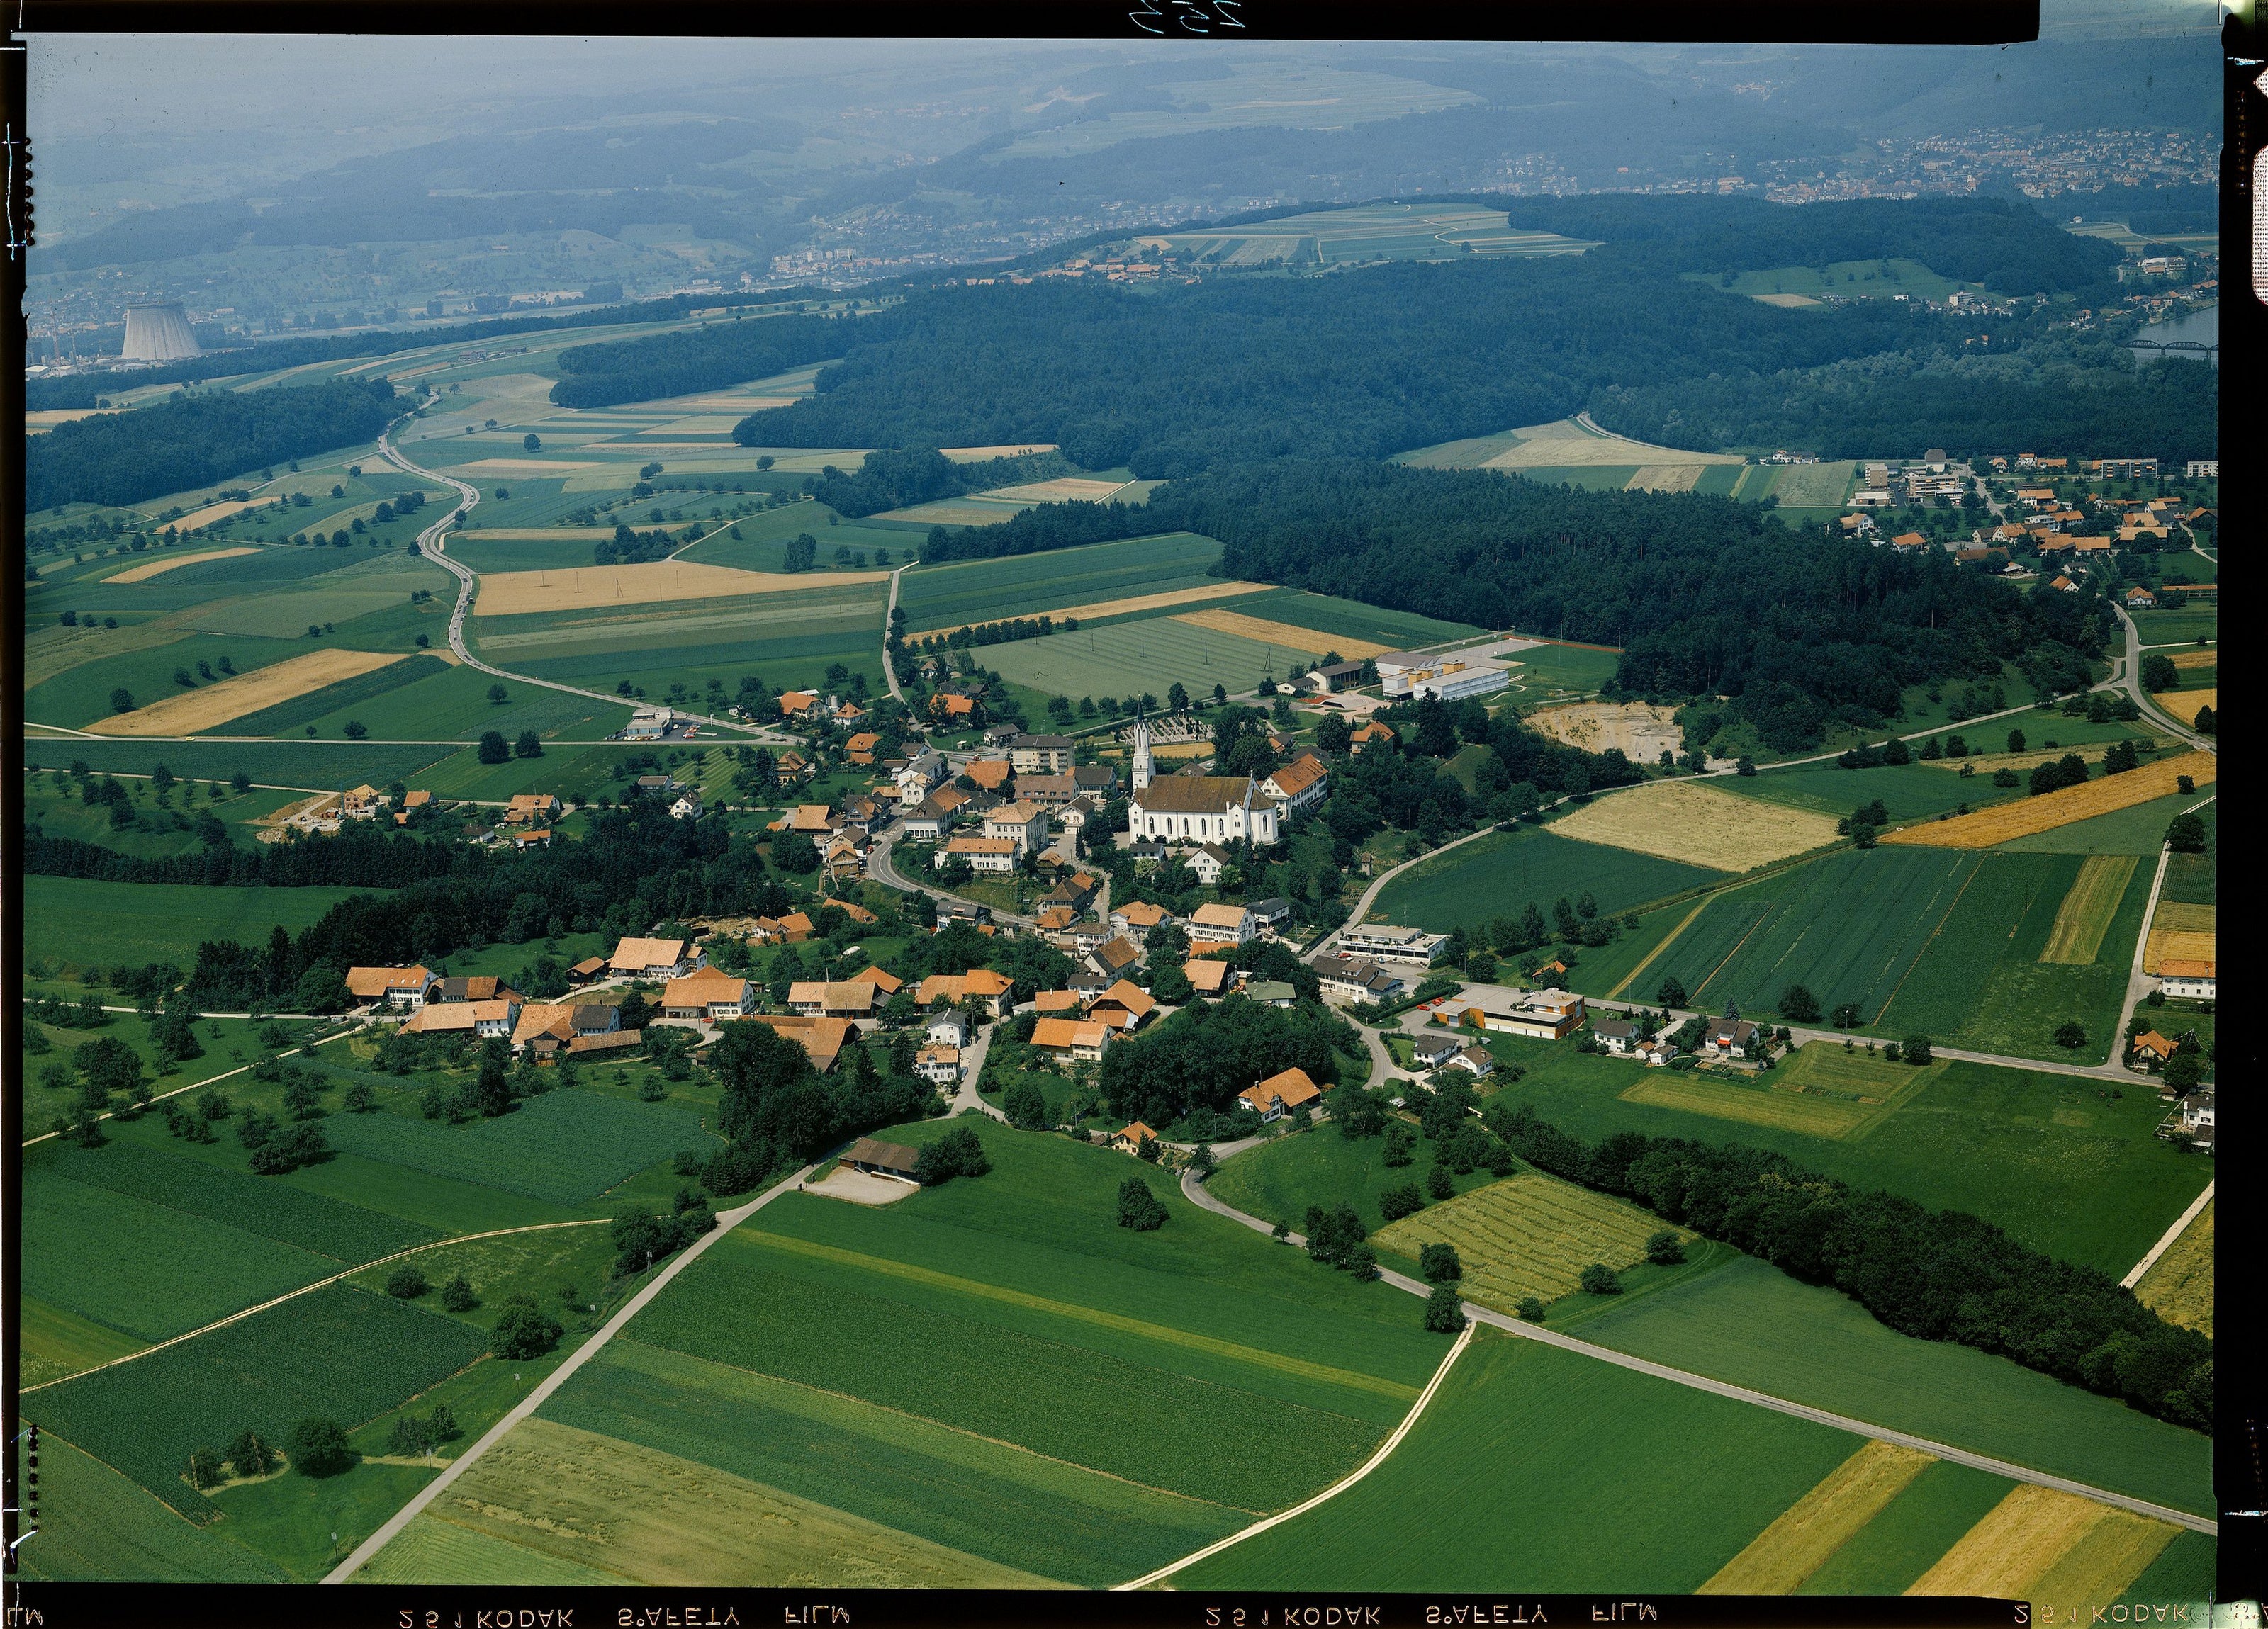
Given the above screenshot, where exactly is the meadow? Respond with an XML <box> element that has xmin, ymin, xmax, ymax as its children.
<box><xmin>1725</xmin><ymin>761</ymin><xmax>2020</xmax><ymax>824</ymax></box>
<box><xmin>1372</xmin><ymin>1171</ymin><xmax>1682</xmax><ymax>1310</ymax></box>
<box><xmin>1175</xmin><ymin>1330</ymin><xmax>1860</xmax><ymax>1591</ymax></box>
<box><xmin>1484</xmin><ymin>1040</ymin><xmax>2208</xmax><ymax>1275</ymax></box>
<box><xmin>1204</xmin><ymin>1127</ymin><xmax>1507</xmax><ymax>1236</ymax></box>
<box><xmin>1689</xmin><ymin>257</ymin><xmax>1993</xmax><ymax>304</ymax></box>
<box><xmin>27</xmin><ymin>1283</ymin><xmax>488</xmax><ymax>1521</ymax></box>
<box><xmin>983</xmin><ymin>615</ymin><xmax>1310</xmax><ymax>701</ymax></box>
<box><xmin>22</xmin><ymin>877</ymin><xmax>383</xmax><ymax>971</ymax></box>
<box><xmin>276</xmin><ymin>660</ymin><xmax>633</xmax><ymax>743</ymax></box>
<box><xmin>11</xmin><ymin>1435</ymin><xmax>288</xmax><ymax>1582</ymax></box>
<box><xmin>2133</xmin><ymin>1200</ymin><xmax>2212</xmax><ymax>1338</ymax></box>
<box><xmin>1498</xmin><ymin>640</ymin><xmax>1625</xmax><ymax>703</ymax></box>
<box><xmin>1997</xmin><ymin>790</ymin><xmax>2208</xmax><ymax>856</ymax></box>
<box><xmin>1370</xmin><ymin>824</ymin><xmax>1720</xmax><ymax>933</ymax></box>
<box><xmin>22</xmin><ymin>738</ymin><xmax>467</xmax><ymax>790</ymax></box>
<box><xmin>1575</xmin><ymin>1256</ymin><xmax>2213</xmax><ymax>1517</ymax></box>
<box><xmin>319</xmin><ymin>1088</ymin><xmax>719</xmax><ymax>1207</ymax></box>
<box><xmin>2131</xmin><ymin>607</ymin><xmax>2217</xmax><ymax>646</ymax></box>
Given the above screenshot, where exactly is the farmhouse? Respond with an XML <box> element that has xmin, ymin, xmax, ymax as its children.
<box><xmin>1111</xmin><ymin>1121</ymin><xmax>1159</xmax><ymax>1155</ymax></box>
<box><xmin>915</xmin><ymin>1044</ymin><xmax>963</xmax><ymax>1086</ymax></box>
<box><xmin>609</xmin><ymin>937</ymin><xmax>702</xmax><ymax>979</ymax></box>
<box><xmin>568</xmin><ymin>956</ymin><xmax>607</xmax><ymax>983</ymax></box>
<box><xmin>748</xmin><ymin>911</ymin><xmax>816</xmax><ymax>944</ymax></box>
<box><xmin>347</xmin><ymin>965</ymin><xmax>437</xmax><ymax>1010</ymax></box>
<box><xmin>2157</xmin><ymin>959</ymin><xmax>2216</xmax><ymax>1000</ymax></box>
<box><xmin>2125</xmin><ymin>586</ymin><xmax>2160</xmax><ymax>610</ymax></box>
<box><xmin>1087</xmin><ymin>935</ymin><xmax>1145</xmax><ymax>980</ymax></box>
<box><xmin>787</xmin><ymin>981</ymin><xmax>877</xmax><ymax>1022</ymax></box>
<box><xmin>843</xmin><ymin>1137</ymin><xmax>921</xmax><ymax>1180</ymax></box>
<box><xmin>663</xmin><ymin>969</ymin><xmax>754</xmax><ymax>1022</ymax></box>
<box><xmin>916</xmin><ymin>968</ymin><xmax>1016</xmax><ymax>1017</ymax></box>
<box><xmin>1111</xmin><ymin>899</ymin><xmax>1174</xmax><ymax>935</ymax></box>
<box><xmin>1033</xmin><ymin>1016</ymin><xmax>1113</xmax><ymax>1062</ymax></box>
<box><xmin>1015</xmin><ymin>771</ymin><xmax>1079</xmax><ymax>808</ymax></box>
<box><xmin>745</xmin><ymin>1014</ymin><xmax>850</xmax><ymax>1072</ymax></box>
<box><xmin>510</xmin><ymin>1003</ymin><xmax>578</xmax><ymax>1057</ymax></box>
<box><xmin>433</xmin><ymin>975</ymin><xmax>506</xmax><ymax>1003</ymax></box>
<box><xmin>1240</xmin><ymin>1066</ymin><xmax>1321</xmax><ymax>1122</ymax></box>
<box><xmin>405</xmin><ymin>997</ymin><xmax>520</xmax><ymax>1038</ymax></box>
<box><xmin>1188</xmin><ymin>901</ymin><xmax>1255</xmax><ymax>949</ymax></box>
<box><xmin>1183</xmin><ymin>957</ymin><xmax>1240</xmax><ymax>998</ymax></box>
<box><xmin>1337</xmin><ymin>925</ymin><xmax>1449</xmax><ymax>966</ymax></box>
<box><xmin>1087</xmin><ymin>980</ymin><xmax>1158</xmax><ymax>1031</ymax></box>
<box><xmin>505</xmin><ymin>793</ymin><xmax>561</xmax><ymax>825</ymax></box>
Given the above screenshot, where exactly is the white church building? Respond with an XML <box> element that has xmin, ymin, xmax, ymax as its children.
<box><xmin>1125</xmin><ymin>714</ymin><xmax>1282</xmax><ymax>846</ymax></box>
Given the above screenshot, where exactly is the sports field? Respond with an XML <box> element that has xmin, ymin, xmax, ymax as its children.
<box><xmin>1373</xmin><ymin>1173</ymin><xmax>1681</xmax><ymax>1311</ymax></box>
<box><xmin>1371</xmin><ymin>825</ymin><xmax>1719</xmax><ymax>932</ymax></box>
<box><xmin>1553</xmin><ymin>780</ymin><xmax>1841</xmax><ymax>872</ymax></box>
<box><xmin>1176</xmin><ymin>1330</ymin><xmax>1860</xmax><ymax>1591</ymax></box>
<box><xmin>1885</xmin><ymin>754</ymin><xmax>2215</xmax><ymax>847</ymax></box>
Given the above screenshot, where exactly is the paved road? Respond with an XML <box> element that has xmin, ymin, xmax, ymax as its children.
<box><xmin>2121</xmin><ymin>1180</ymin><xmax>2213</xmax><ymax>1291</ymax></box>
<box><xmin>946</xmin><ymin>1018</ymin><xmax>1011</xmax><ymax>1123</ymax></box>
<box><xmin>325</xmin><ymin>1159</ymin><xmax>818</xmax><ymax>1583</ymax></box>
<box><xmin>2113</xmin><ymin>604</ymin><xmax>2214</xmax><ymax>748</ymax></box>
<box><xmin>376</xmin><ymin>427</ymin><xmax>790</xmax><ymax>745</ymax></box>
<box><xmin>868</xmin><ymin>822</ymin><xmax>1040</xmax><ymax>929</ymax></box>
<box><xmin>1179</xmin><ymin>1162</ymin><xmax>2216</xmax><ymax>1536</ymax></box>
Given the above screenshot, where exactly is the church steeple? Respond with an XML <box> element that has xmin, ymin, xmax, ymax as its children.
<box><xmin>1131</xmin><ymin>705</ymin><xmax>1153</xmax><ymax>791</ymax></box>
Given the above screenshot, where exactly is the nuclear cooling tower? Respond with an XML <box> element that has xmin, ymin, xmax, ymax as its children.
<box><xmin>121</xmin><ymin>301</ymin><xmax>202</xmax><ymax>362</ymax></box>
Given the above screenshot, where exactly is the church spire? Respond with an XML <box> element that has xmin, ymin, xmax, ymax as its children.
<box><xmin>1131</xmin><ymin>704</ymin><xmax>1152</xmax><ymax>790</ymax></box>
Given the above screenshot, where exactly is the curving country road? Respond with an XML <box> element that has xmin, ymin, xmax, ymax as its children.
<box><xmin>376</xmin><ymin>425</ymin><xmax>791</xmax><ymax>744</ymax></box>
<box><xmin>867</xmin><ymin>822</ymin><xmax>1040</xmax><ymax>930</ymax></box>
<box><xmin>1178</xmin><ymin>1163</ymin><xmax>2216</xmax><ymax>1536</ymax></box>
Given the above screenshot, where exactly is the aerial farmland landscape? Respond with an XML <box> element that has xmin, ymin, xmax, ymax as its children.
<box><xmin>6</xmin><ymin>12</ymin><xmax>2236</xmax><ymax>1617</ymax></box>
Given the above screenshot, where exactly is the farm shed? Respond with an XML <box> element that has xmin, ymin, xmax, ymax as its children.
<box><xmin>843</xmin><ymin>1138</ymin><xmax>922</xmax><ymax>1180</ymax></box>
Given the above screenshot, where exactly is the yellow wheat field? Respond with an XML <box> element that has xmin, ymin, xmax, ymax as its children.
<box><xmin>2040</xmin><ymin>855</ymin><xmax>2139</xmax><ymax>964</ymax></box>
<box><xmin>2165</xmin><ymin>689</ymin><xmax>2215</xmax><ymax>725</ymax></box>
<box><xmin>2134</xmin><ymin>1199</ymin><xmax>2213</xmax><ymax>1338</ymax></box>
<box><xmin>1627</xmin><ymin>464</ymin><xmax>1705</xmax><ymax>492</ymax></box>
<box><xmin>171</xmin><ymin>497</ymin><xmax>261</xmax><ymax>531</ymax></box>
<box><xmin>2170</xmin><ymin>649</ymin><xmax>2216</xmax><ymax>670</ymax></box>
<box><xmin>2151</xmin><ymin>901</ymin><xmax>2216</xmax><ymax>935</ymax></box>
<box><xmin>2023</xmin><ymin>1510</ymin><xmax>2181</xmax><ymax>1619</ymax></box>
<box><xmin>1170</xmin><ymin>607</ymin><xmax>1392</xmax><ymax>660</ymax></box>
<box><xmin>1553</xmin><ymin>779</ymin><xmax>1841</xmax><ymax>872</ymax></box>
<box><xmin>1882</xmin><ymin>753</ymin><xmax>2217</xmax><ymax>849</ymax></box>
<box><xmin>86</xmin><ymin>649</ymin><xmax>410</xmax><ymax>735</ymax></box>
<box><xmin>1908</xmin><ymin>1486</ymin><xmax>2172</xmax><ymax>1602</ymax></box>
<box><xmin>473</xmin><ymin>560</ymin><xmax>887</xmax><ymax>617</ymax></box>
<box><xmin>1701</xmin><ymin>1442</ymin><xmax>1935</xmax><ymax>1594</ymax></box>
<box><xmin>983</xmin><ymin>477</ymin><xmax>1133</xmax><ymax>503</ymax></box>
<box><xmin>2143</xmin><ymin>928</ymin><xmax>2217</xmax><ymax>975</ymax></box>
<box><xmin>103</xmin><ymin>546</ymin><xmax>259</xmax><ymax>584</ymax></box>
<box><xmin>931</xmin><ymin>580</ymin><xmax>1274</xmax><ymax>637</ymax></box>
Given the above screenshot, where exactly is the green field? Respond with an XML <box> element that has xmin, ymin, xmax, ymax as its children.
<box><xmin>1575</xmin><ymin>1256</ymin><xmax>2213</xmax><ymax>1517</ymax></box>
<box><xmin>20</xmin><ymin>778</ymin><xmax>305</xmax><ymax>859</ymax></box>
<box><xmin>1797</xmin><ymin>1459</ymin><xmax>2019</xmax><ymax>1594</ymax></box>
<box><xmin>678</xmin><ymin>500</ymin><xmax>921</xmax><ymax>573</ymax></box>
<box><xmin>1688</xmin><ymin>257</ymin><xmax>1993</xmax><ymax>304</ymax></box>
<box><xmin>1207</xmin><ymin>1124</ymin><xmax>1505</xmax><ymax>1234</ymax></box>
<box><xmin>1997</xmin><ymin>791</ymin><xmax>2206</xmax><ymax>855</ymax></box>
<box><xmin>27</xmin><ymin>1282</ymin><xmax>488</xmax><ymax>1521</ymax></box>
<box><xmin>895</xmin><ymin>533</ymin><xmax>1226</xmax><ymax>632</ymax></box>
<box><xmin>2131</xmin><ymin>607</ymin><xmax>2217</xmax><ymax>646</ymax></box>
<box><xmin>1502</xmin><ymin>641</ymin><xmax>1625</xmax><ymax>702</ymax></box>
<box><xmin>1758</xmin><ymin>461</ymin><xmax>1859</xmax><ymax>510</ymax></box>
<box><xmin>1728</xmin><ymin>762</ymin><xmax>2018</xmax><ymax>823</ymax></box>
<box><xmin>984</xmin><ymin>614</ymin><xmax>1305</xmax><ymax>701</ymax></box>
<box><xmin>2158</xmin><ymin>803</ymin><xmax>2215</xmax><ymax>905</ymax></box>
<box><xmin>1153</xmin><ymin>202</ymin><xmax>1597</xmax><ymax>267</ymax></box>
<box><xmin>25</xmin><ymin>633</ymin><xmax>318</xmax><ymax>729</ymax></box>
<box><xmin>23</xmin><ymin>738</ymin><xmax>463</xmax><ymax>789</ymax></box>
<box><xmin>275</xmin><ymin>660</ymin><xmax>632</xmax><ymax>743</ymax></box>
<box><xmin>1177</xmin><ymin>1329</ymin><xmax>1860</xmax><ymax>1590</ymax></box>
<box><xmin>11</xmin><ymin>1434</ymin><xmax>288</xmax><ymax>1581</ymax></box>
<box><xmin>1484</xmin><ymin>1041</ymin><xmax>2208</xmax><ymax>1275</ymax></box>
<box><xmin>1371</xmin><ymin>824</ymin><xmax>1720</xmax><ymax>932</ymax></box>
<box><xmin>22</xmin><ymin>876</ymin><xmax>383</xmax><ymax>970</ymax></box>
<box><xmin>1250</xmin><ymin>592</ymin><xmax>1486</xmax><ymax>649</ymax></box>
<box><xmin>320</xmin><ymin>1088</ymin><xmax>719</xmax><ymax>1206</ymax></box>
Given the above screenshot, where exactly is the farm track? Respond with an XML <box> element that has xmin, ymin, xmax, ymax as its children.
<box><xmin>325</xmin><ymin>1159</ymin><xmax>819</xmax><ymax>1583</ymax></box>
<box><xmin>1179</xmin><ymin>1163</ymin><xmax>2216</xmax><ymax>1535</ymax></box>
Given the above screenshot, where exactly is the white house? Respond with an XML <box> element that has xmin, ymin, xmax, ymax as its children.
<box><xmin>2157</xmin><ymin>959</ymin><xmax>2216</xmax><ymax>1000</ymax></box>
<box><xmin>669</xmin><ymin>791</ymin><xmax>704</xmax><ymax>821</ymax></box>
<box><xmin>1593</xmin><ymin>1017</ymin><xmax>1639</xmax><ymax>1055</ymax></box>
<box><xmin>1187</xmin><ymin>901</ymin><xmax>1254</xmax><ymax>950</ymax></box>
<box><xmin>926</xmin><ymin>1012</ymin><xmax>970</xmax><ymax>1049</ymax></box>
<box><xmin>1336</xmin><ymin>925</ymin><xmax>1449</xmax><ymax>966</ymax></box>
<box><xmin>895</xmin><ymin>748</ymin><xmax>947</xmax><ymax>808</ymax></box>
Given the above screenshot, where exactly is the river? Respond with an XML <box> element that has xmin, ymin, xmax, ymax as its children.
<box><xmin>2130</xmin><ymin>303</ymin><xmax>2218</xmax><ymax>368</ymax></box>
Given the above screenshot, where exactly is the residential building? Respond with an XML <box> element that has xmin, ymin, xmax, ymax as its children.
<box><xmin>1111</xmin><ymin>1121</ymin><xmax>1158</xmax><ymax>1155</ymax></box>
<box><xmin>915</xmin><ymin>1045</ymin><xmax>963</xmax><ymax>1086</ymax></box>
<box><xmin>1125</xmin><ymin>715</ymin><xmax>1281</xmax><ymax>845</ymax></box>
<box><xmin>1187</xmin><ymin>901</ymin><xmax>1255</xmax><ymax>949</ymax></box>
<box><xmin>607</xmin><ymin>937</ymin><xmax>702</xmax><ymax>979</ymax></box>
<box><xmin>1349</xmin><ymin>721</ymin><xmax>1398</xmax><ymax>753</ymax></box>
<box><xmin>1032</xmin><ymin>1016</ymin><xmax>1112</xmax><ymax>1062</ymax></box>
<box><xmin>1310</xmin><ymin>954</ymin><xmax>1405</xmax><ymax>1006</ymax></box>
<box><xmin>2185</xmin><ymin>461</ymin><xmax>2218</xmax><ymax>478</ymax></box>
<box><xmin>1087</xmin><ymin>980</ymin><xmax>1157</xmax><ymax>1031</ymax></box>
<box><xmin>433</xmin><ymin>976</ymin><xmax>505</xmax><ymax>1003</ymax></box>
<box><xmin>787</xmin><ymin>982</ymin><xmax>877</xmax><ymax>1022</ymax></box>
<box><xmin>1242</xmin><ymin>980</ymin><xmax>1297</xmax><ymax>1008</ymax></box>
<box><xmin>1015</xmin><ymin>771</ymin><xmax>1079</xmax><ymax>808</ymax></box>
<box><xmin>1186</xmin><ymin>843</ymin><xmax>1233</xmax><ymax>886</ymax></box>
<box><xmin>937</xmin><ymin>835</ymin><xmax>1019</xmax><ymax>874</ymax></box>
<box><xmin>505</xmin><ymin>793</ymin><xmax>561</xmax><ymax>825</ymax></box>
<box><xmin>669</xmin><ymin>791</ymin><xmax>704</xmax><ymax>821</ymax></box>
<box><xmin>773</xmin><ymin>804</ymin><xmax>838</xmax><ymax>838</ymax></box>
<box><xmin>915</xmin><ymin>968</ymin><xmax>1016</xmax><ymax>1017</ymax></box>
<box><xmin>963</xmin><ymin>757</ymin><xmax>1014</xmax><ymax>794</ymax></box>
<box><xmin>895</xmin><ymin>748</ymin><xmax>948</xmax><ymax>807</ymax></box>
<box><xmin>1593</xmin><ymin>1018</ymin><xmax>1639</xmax><ymax>1054</ymax></box>
<box><xmin>926</xmin><ymin>1013</ymin><xmax>970</xmax><ymax>1048</ymax></box>
<box><xmin>2169</xmin><ymin>1093</ymin><xmax>2215</xmax><ymax>1147</ymax></box>
<box><xmin>1411</xmin><ymin>1032</ymin><xmax>1463</xmax><ymax>1070</ymax></box>
<box><xmin>1337</xmin><ymin>925</ymin><xmax>1449</xmax><ymax>966</ymax></box>
<box><xmin>1183</xmin><ymin>957</ymin><xmax>1240</xmax><ymax>998</ymax></box>
<box><xmin>1111</xmin><ymin>899</ymin><xmax>1174</xmax><ymax>936</ymax></box>
<box><xmin>1637</xmin><ymin>1037</ymin><xmax>1679</xmax><ymax>1067</ymax></box>
<box><xmin>1447</xmin><ymin>1044</ymin><xmax>1495</xmax><ymax>1077</ymax></box>
<box><xmin>568</xmin><ymin>1004</ymin><xmax>621</xmax><ymax>1039</ymax></box>
<box><xmin>844</xmin><ymin>732</ymin><xmax>882</xmax><ymax>767</ymax></box>
<box><xmin>1705</xmin><ymin>1018</ymin><xmax>1762</xmax><ymax>1059</ymax></box>
<box><xmin>1072</xmin><ymin>764</ymin><xmax>1118</xmax><ymax>799</ymax></box>
<box><xmin>1247</xmin><ymin>898</ymin><xmax>1293</xmax><ymax>932</ymax></box>
<box><xmin>1261</xmin><ymin>754</ymin><xmax>1330</xmax><ymax>813</ymax></box>
<box><xmin>343</xmin><ymin>783</ymin><xmax>386</xmax><ymax>819</ymax></box>
<box><xmin>900</xmin><ymin>793</ymin><xmax>960</xmax><ymax>842</ymax></box>
<box><xmin>982</xmin><ymin>801</ymin><xmax>1051</xmax><ymax>855</ymax></box>
<box><xmin>1240</xmin><ymin>1066</ymin><xmax>1320</xmax><ymax>1121</ymax></box>
<box><xmin>2125</xmin><ymin>586</ymin><xmax>2159</xmax><ymax>610</ymax></box>
<box><xmin>405</xmin><ymin>997</ymin><xmax>520</xmax><ymax>1039</ymax></box>
<box><xmin>663</xmin><ymin>969</ymin><xmax>754</xmax><ymax>1022</ymax></box>
<box><xmin>510</xmin><ymin>828</ymin><xmax>553</xmax><ymax>850</ymax></box>
<box><xmin>347</xmin><ymin>965</ymin><xmax>437</xmax><ymax>1010</ymax></box>
<box><xmin>753</xmin><ymin>1014</ymin><xmax>853</xmax><ymax>1073</ymax></box>
<box><xmin>2157</xmin><ymin>959</ymin><xmax>2216</xmax><ymax>1000</ymax></box>
<box><xmin>1009</xmin><ymin>734</ymin><xmax>1074</xmax><ymax>774</ymax></box>
<box><xmin>1086</xmin><ymin>936</ymin><xmax>1144</xmax><ymax>981</ymax></box>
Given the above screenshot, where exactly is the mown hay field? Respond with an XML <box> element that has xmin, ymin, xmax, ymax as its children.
<box><xmin>1172</xmin><ymin>605</ymin><xmax>1390</xmax><ymax>659</ymax></box>
<box><xmin>320</xmin><ymin>1089</ymin><xmax>717</xmax><ymax>1206</ymax></box>
<box><xmin>939</xmin><ymin>580</ymin><xmax>1275</xmax><ymax>633</ymax></box>
<box><xmin>1907</xmin><ymin>1485</ymin><xmax>2176</xmax><ymax>1605</ymax></box>
<box><xmin>986</xmin><ymin>477</ymin><xmax>1133</xmax><ymax>503</ymax></box>
<box><xmin>1373</xmin><ymin>1172</ymin><xmax>1679</xmax><ymax>1310</ymax></box>
<box><xmin>2039</xmin><ymin>855</ymin><xmax>2139</xmax><ymax>964</ymax></box>
<box><xmin>1627</xmin><ymin>464</ymin><xmax>1705</xmax><ymax>492</ymax></box>
<box><xmin>1554</xmin><ymin>779</ymin><xmax>1841</xmax><ymax>872</ymax></box>
<box><xmin>2133</xmin><ymin>1200</ymin><xmax>2213</xmax><ymax>1338</ymax></box>
<box><xmin>1174</xmin><ymin>1331</ymin><xmax>1860</xmax><ymax>1591</ymax></box>
<box><xmin>27</xmin><ymin>1283</ymin><xmax>488</xmax><ymax>1520</ymax></box>
<box><xmin>84</xmin><ymin>649</ymin><xmax>410</xmax><ymax>736</ymax></box>
<box><xmin>1618</xmin><ymin>1071</ymin><xmax>1892</xmax><ymax>1141</ymax></box>
<box><xmin>103</xmin><ymin>546</ymin><xmax>259</xmax><ymax>584</ymax></box>
<box><xmin>1479</xmin><ymin>419</ymin><xmax>1746</xmax><ymax>470</ymax></box>
<box><xmin>1700</xmin><ymin>1441</ymin><xmax>1935</xmax><ymax>1594</ymax></box>
<box><xmin>1882</xmin><ymin>753</ymin><xmax>2216</xmax><ymax>848</ymax></box>
<box><xmin>471</xmin><ymin>560</ymin><xmax>886</xmax><ymax>617</ymax></box>
<box><xmin>171</xmin><ymin>498</ymin><xmax>261</xmax><ymax>531</ymax></box>
<box><xmin>362</xmin><ymin>1416</ymin><xmax>1054</xmax><ymax>1587</ymax></box>
<box><xmin>983</xmin><ymin>615</ymin><xmax>1296</xmax><ymax>701</ymax></box>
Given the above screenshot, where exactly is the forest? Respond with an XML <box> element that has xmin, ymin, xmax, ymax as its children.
<box><xmin>24</xmin><ymin>377</ymin><xmax>398</xmax><ymax>510</ymax></box>
<box><xmin>1491</xmin><ymin>1101</ymin><xmax>2213</xmax><ymax>1430</ymax></box>
<box><xmin>802</xmin><ymin>446</ymin><xmax>1069</xmax><ymax>517</ymax></box>
<box><xmin>920</xmin><ymin>458</ymin><xmax>2115</xmax><ymax>750</ymax></box>
<box><xmin>547</xmin><ymin>310</ymin><xmax>847</xmax><ymax>408</ymax></box>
